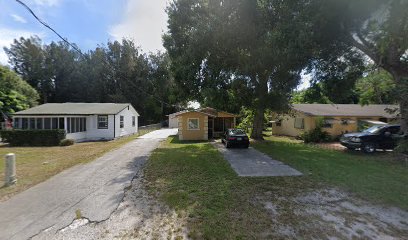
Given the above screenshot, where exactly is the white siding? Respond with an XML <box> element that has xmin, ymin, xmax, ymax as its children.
<box><xmin>84</xmin><ymin>115</ymin><xmax>115</xmax><ymax>141</ymax></box>
<box><xmin>114</xmin><ymin>106</ymin><xmax>138</xmax><ymax>138</ymax></box>
<box><xmin>169</xmin><ymin>114</ymin><xmax>178</xmax><ymax>128</ymax></box>
<box><xmin>12</xmin><ymin>105</ymin><xmax>139</xmax><ymax>142</ymax></box>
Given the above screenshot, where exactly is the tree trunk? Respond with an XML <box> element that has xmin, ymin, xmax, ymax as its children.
<box><xmin>251</xmin><ymin>74</ymin><xmax>268</xmax><ymax>140</ymax></box>
<box><xmin>395</xmin><ymin>75</ymin><xmax>408</xmax><ymax>135</ymax></box>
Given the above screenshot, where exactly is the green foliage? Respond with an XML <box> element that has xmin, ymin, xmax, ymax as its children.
<box><xmin>356</xmin><ymin>69</ymin><xmax>397</xmax><ymax>105</ymax></box>
<box><xmin>165</xmin><ymin>0</ymin><xmax>314</xmax><ymax>138</ymax></box>
<box><xmin>60</xmin><ymin>139</ymin><xmax>75</xmax><ymax>147</ymax></box>
<box><xmin>301</xmin><ymin>118</ymin><xmax>331</xmax><ymax>143</ymax></box>
<box><xmin>0</xmin><ymin>129</ymin><xmax>66</xmax><ymax>146</ymax></box>
<box><xmin>4</xmin><ymin>37</ymin><xmax>179</xmax><ymax>125</ymax></box>
<box><xmin>292</xmin><ymin>83</ymin><xmax>330</xmax><ymax>104</ymax></box>
<box><xmin>395</xmin><ymin>139</ymin><xmax>408</xmax><ymax>155</ymax></box>
<box><xmin>237</xmin><ymin>108</ymin><xmax>254</xmax><ymax>132</ymax></box>
<box><xmin>0</xmin><ymin>65</ymin><xmax>39</xmax><ymax>114</ymax></box>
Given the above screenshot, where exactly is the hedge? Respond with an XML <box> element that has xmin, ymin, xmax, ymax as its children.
<box><xmin>0</xmin><ymin>129</ymin><xmax>66</xmax><ymax>146</ymax></box>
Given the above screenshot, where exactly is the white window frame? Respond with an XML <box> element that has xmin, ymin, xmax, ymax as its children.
<box><xmin>120</xmin><ymin>115</ymin><xmax>124</xmax><ymax>128</ymax></box>
<box><xmin>98</xmin><ymin>115</ymin><xmax>109</xmax><ymax>129</ymax></box>
<box><xmin>294</xmin><ymin>118</ymin><xmax>304</xmax><ymax>129</ymax></box>
<box><xmin>187</xmin><ymin>118</ymin><xmax>200</xmax><ymax>130</ymax></box>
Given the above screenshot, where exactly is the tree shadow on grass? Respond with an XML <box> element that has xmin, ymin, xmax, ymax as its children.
<box><xmin>169</xmin><ymin>135</ymin><xmax>208</xmax><ymax>145</ymax></box>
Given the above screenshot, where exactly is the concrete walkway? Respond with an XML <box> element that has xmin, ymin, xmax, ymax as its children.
<box><xmin>0</xmin><ymin>128</ymin><xmax>177</xmax><ymax>240</ymax></box>
<box><xmin>213</xmin><ymin>142</ymin><xmax>302</xmax><ymax>177</ymax></box>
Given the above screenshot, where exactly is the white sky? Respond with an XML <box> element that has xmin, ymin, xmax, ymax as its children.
<box><xmin>109</xmin><ymin>0</ymin><xmax>169</xmax><ymax>53</ymax></box>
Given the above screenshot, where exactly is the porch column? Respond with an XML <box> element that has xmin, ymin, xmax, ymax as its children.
<box><xmin>64</xmin><ymin>117</ymin><xmax>68</xmax><ymax>133</ymax></box>
<box><xmin>204</xmin><ymin>116</ymin><xmax>208</xmax><ymax>140</ymax></box>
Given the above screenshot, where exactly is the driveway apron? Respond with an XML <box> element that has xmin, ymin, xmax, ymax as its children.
<box><xmin>0</xmin><ymin>128</ymin><xmax>177</xmax><ymax>240</ymax></box>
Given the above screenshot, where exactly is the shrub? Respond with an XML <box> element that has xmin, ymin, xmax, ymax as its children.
<box><xmin>300</xmin><ymin>118</ymin><xmax>331</xmax><ymax>143</ymax></box>
<box><xmin>395</xmin><ymin>139</ymin><xmax>408</xmax><ymax>154</ymax></box>
<box><xmin>60</xmin><ymin>139</ymin><xmax>75</xmax><ymax>146</ymax></box>
<box><xmin>0</xmin><ymin>129</ymin><xmax>66</xmax><ymax>146</ymax></box>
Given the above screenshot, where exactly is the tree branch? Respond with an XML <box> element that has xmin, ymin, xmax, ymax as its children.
<box><xmin>348</xmin><ymin>33</ymin><xmax>379</xmax><ymax>64</ymax></box>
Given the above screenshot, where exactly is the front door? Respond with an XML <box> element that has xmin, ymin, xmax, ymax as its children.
<box><xmin>208</xmin><ymin>117</ymin><xmax>214</xmax><ymax>139</ymax></box>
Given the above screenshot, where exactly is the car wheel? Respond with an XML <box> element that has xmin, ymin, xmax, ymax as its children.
<box><xmin>245</xmin><ymin>144</ymin><xmax>249</xmax><ymax>148</ymax></box>
<box><xmin>346</xmin><ymin>147</ymin><xmax>355</xmax><ymax>150</ymax></box>
<box><xmin>226</xmin><ymin>142</ymin><xmax>231</xmax><ymax>148</ymax></box>
<box><xmin>362</xmin><ymin>143</ymin><xmax>376</xmax><ymax>153</ymax></box>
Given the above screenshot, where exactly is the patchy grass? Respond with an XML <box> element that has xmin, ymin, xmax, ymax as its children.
<box><xmin>252</xmin><ymin>134</ymin><xmax>408</xmax><ymax>210</ymax></box>
<box><xmin>145</xmin><ymin>136</ymin><xmax>319</xmax><ymax>239</ymax></box>
<box><xmin>0</xmin><ymin>129</ymin><xmax>153</xmax><ymax>201</ymax></box>
<box><xmin>145</xmin><ymin>135</ymin><xmax>408</xmax><ymax>238</ymax></box>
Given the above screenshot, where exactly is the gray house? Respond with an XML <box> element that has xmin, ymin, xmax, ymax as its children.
<box><xmin>13</xmin><ymin>103</ymin><xmax>139</xmax><ymax>141</ymax></box>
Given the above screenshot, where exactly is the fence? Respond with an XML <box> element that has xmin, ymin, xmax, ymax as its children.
<box><xmin>139</xmin><ymin>123</ymin><xmax>162</xmax><ymax>131</ymax></box>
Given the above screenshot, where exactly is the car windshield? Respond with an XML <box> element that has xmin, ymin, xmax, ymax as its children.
<box><xmin>230</xmin><ymin>129</ymin><xmax>246</xmax><ymax>135</ymax></box>
<box><xmin>363</xmin><ymin>125</ymin><xmax>384</xmax><ymax>134</ymax></box>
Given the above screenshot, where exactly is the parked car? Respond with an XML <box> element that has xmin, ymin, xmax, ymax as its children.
<box><xmin>222</xmin><ymin>129</ymin><xmax>250</xmax><ymax>148</ymax></box>
<box><xmin>340</xmin><ymin>124</ymin><xmax>406</xmax><ymax>153</ymax></box>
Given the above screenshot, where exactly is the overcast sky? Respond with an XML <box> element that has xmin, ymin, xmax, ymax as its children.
<box><xmin>0</xmin><ymin>0</ymin><xmax>169</xmax><ymax>64</ymax></box>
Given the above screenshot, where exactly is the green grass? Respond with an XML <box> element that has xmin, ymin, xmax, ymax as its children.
<box><xmin>145</xmin><ymin>135</ymin><xmax>408</xmax><ymax>238</ymax></box>
<box><xmin>0</xmin><ymin>129</ymin><xmax>154</xmax><ymax>200</ymax></box>
<box><xmin>145</xmin><ymin>136</ymin><xmax>321</xmax><ymax>239</ymax></box>
<box><xmin>252</xmin><ymin>135</ymin><xmax>408</xmax><ymax>210</ymax></box>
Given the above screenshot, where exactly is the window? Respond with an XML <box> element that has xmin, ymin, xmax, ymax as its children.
<box><xmin>322</xmin><ymin>118</ymin><xmax>334</xmax><ymax>128</ymax></box>
<box><xmin>341</xmin><ymin>119</ymin><xmax>349</xmax><ymax>125</ymax></box>
<box><xmin>120</xmin><ymin>116</ymin><xmax>124</xmax><ymax>128</ymax></box>
<box><xmin>132</xmin><ymin>116</ymin><xmax>136</xmax><ymax>127</ymax></box>
<box><xmin>294</xmin><ymin>118</ymin><xmax>304</xmax><ymax>129</ymax></box>
<box><xmin>36</xmin><ymin>118</ymin><xmax>43</xmax><ymax>129</ymax></box>
<box><xmin>44</xmin><ymin>118</ymin><xmax>51</xmax><ymax>129</ymax></box>
<box><xmin>59</xmin><ymin>118</ymin><xmax>65</xmax><ymax>129</ymax></box>
<box><xmin>51</xmin><ymin>118</ymin><xmax>58</xmax><ymax>129</ymax></box>
<box><xmin>187</xmin><ymin>118</ymin><xmax>199</xmax><ymax>130</ymax></box>
<box><xmin>13</xmin><ymin>118</ymin><xmax>20</xmax><ymax>129</ymax></box>
<box><xmin>29</xmin><ymin>118</ymin><xmax>36</xmax><ymax>129</ymax></box>
<box><xmin>67</xmin><ymin>117</ymin><xmax>86</xmax><ymax>133</ymax></box>
<box><xmin>98</xmin><ymin>115</ymin><xmax>108</xmax><ymax>129</ymax></box>
<box><xmin>276</xmin><ymin>120</ymin><xmax>282</xmax><ymax>127</ymax></box>
<box><xmin>22</xmin><ymin>118</ymin><xmax>29</xmax><ymax>129</ymax></box>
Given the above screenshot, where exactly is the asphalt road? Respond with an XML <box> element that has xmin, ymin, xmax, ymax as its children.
<box><xmin>0</xmin><ymin>128</ymin><xmax>177</xmax><ymax>240</ymax></box>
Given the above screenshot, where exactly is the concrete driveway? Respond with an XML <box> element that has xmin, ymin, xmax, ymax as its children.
<box><xmin>0</xmin><ymin>128</ymin><xmax>177</xmax><ymax>240</ymax></box>
<box><xmin>213</xmin><ymin>142</ymin><xmax>302</xmax><ymax>177</ymax></box>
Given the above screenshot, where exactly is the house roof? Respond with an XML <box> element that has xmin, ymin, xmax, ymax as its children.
<box><xmin>13</xmin><ymin>103</ymin><xmax>137</xmax><ymax>116</ymax></box>
<box><xmin>292</xmin><ymin>104</ymin><xmax>399</xmax><ymax>118</ymax></box>
<box><xmin>171</xmin><ymin>107</ymin><xmax>237</xmax><ymax>118</ymax></box>
<box><xmin>173</xmin><ymin>110</ymin><xmax>217</xmax><ymax>118</ymax></box>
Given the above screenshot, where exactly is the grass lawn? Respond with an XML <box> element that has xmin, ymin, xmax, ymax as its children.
<box><xmin>145</xmin><ymin>135</ymin><xmax>408</xmax><ymax>239</ymax></box>
<box><xmin>252</xmin><ymin>134</ymin><xmax>408</xmax><ymax>210</ymax></box>
<box><xmin>0</xmin><ymin>129</ymin><xmax>154</xmax><ymax>201</ymax></box>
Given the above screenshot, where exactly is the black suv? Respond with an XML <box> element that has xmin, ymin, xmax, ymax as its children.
<box><xmin>340</xmin><ymin>125</ymin><xmax>406</xmax><ymax>153</ymax></box>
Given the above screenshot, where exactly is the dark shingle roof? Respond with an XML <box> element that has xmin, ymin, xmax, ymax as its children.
<box><xmin>14</xmin><ymin>103</ymin><xmax>134</xmax><ymax>115</ymax></box>
<box><xmin>293</xmin><ymin>104</ymin><xmax>399</xmax><ymax>118</ymax></box>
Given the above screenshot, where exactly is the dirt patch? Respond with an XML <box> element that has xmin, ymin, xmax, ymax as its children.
<box><xmin>34</xmin><ymin>171</ymin><xmax>188</xmax><ymax>240</ymax></box>
<box><xmin>259</xmin><ymin>188</ymin><xmax>408</xmax><ymax>239</ymax></box>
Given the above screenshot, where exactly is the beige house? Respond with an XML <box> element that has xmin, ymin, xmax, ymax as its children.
<box><xmin>173</xmin><ymin>108</ymin><xmax>237</xmax><ymax>140</ymax></box>
<box><xmin>272</xmin><ymin>104</ymin><xmax>399</xmax><ymax>137</ymax></box>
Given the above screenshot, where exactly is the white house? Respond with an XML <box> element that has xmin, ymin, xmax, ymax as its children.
<box><xmin>12</xmin><ymin>103</ymin><xmax>139</xmax><ymax>141</ymax></box>
<box><xmin>168</xmin><ymin>112</ymin><xmax>179</xmax><ymax>128</ymax></box>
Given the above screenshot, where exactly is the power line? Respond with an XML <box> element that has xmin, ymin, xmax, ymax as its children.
<box><xmin>14</xmin><ymin>0</ymin><xmax>176</xmax><ymax>107</ymax></box>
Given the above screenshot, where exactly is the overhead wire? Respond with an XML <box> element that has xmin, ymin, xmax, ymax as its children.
<box><xmin>14</xmin><ymin>0</ymin><xmax>176</xmax><ymax>107</ymax></box>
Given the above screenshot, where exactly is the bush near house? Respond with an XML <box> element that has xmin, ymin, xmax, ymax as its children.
<box><xmin>0</xmin><ymin>129</ymin><xmax>66</xmax><ymax>146</ymax></box>
<box><xmin>59</xmin><ymin>139</ymin><xmax>75</xmax><ymax>147</ymax></box>
<box><xmin>300</xmin><ymin>118</ymin><xmax>331</xmax><ymax>143</ymax></box>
